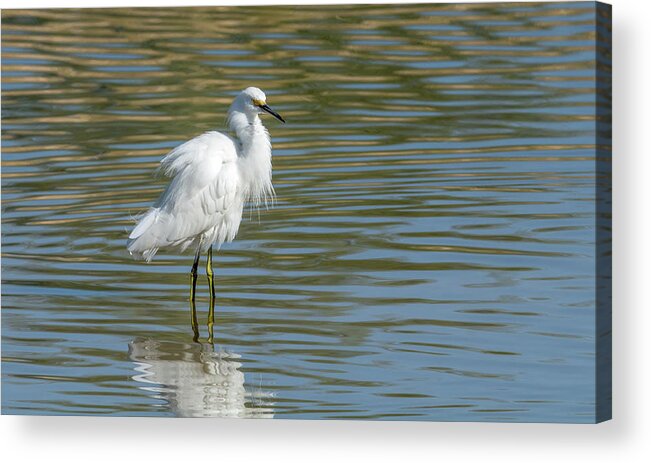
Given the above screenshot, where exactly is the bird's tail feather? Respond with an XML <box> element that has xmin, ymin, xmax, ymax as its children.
<box><xmin>127</xmin><ymin>208</ymin><xmax>163</xmax><ymax>263</ymax></box>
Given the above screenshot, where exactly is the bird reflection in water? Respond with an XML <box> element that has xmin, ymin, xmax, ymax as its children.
<box><xmin>129</xmin><ymin>338</ymin><xmax>274</xmax><ymax>418</ymax></box>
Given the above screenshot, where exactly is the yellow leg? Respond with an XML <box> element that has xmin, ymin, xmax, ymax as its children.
<box><xmin>190</xmin><ymin>250</ymin><xmax>200</xmax><ymax>342</ymax></box>
<box><xmin>206</xmin><ymin>246</ymin><xmax>216</xmax><ymax>344</ymax></box>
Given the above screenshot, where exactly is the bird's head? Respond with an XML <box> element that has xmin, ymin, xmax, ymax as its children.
<box><xmin>235</xmin><ymin>87</ymin><xmax>285</xmax><ymax>123</ymax></box>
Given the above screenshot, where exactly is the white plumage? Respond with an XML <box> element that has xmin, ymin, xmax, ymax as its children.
<box><xmin>127</xmin><ymin>87</ymin><xmax>284</xmax><ymax>262</ymax></box>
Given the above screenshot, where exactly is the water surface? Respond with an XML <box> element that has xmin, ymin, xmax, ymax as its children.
<box><xmin>2</xmin><ymin>2</ymin><xmax>609</xmax><ymax>421</ymax></box>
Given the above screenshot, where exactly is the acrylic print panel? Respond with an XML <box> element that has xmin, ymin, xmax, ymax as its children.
<box><xmin>1</xmin><ymin>1</ymin><xmax>611</xmax><ymax>422</ymax></box>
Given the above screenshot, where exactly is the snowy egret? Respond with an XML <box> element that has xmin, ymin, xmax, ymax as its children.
<box><xmin>127</xmin><ymin>87</ymin><xmax>285</xmax><ymax>341</ymax></box>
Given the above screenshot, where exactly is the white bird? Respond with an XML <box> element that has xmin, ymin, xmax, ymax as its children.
<box><xmin>127</xmin><ymin>87</ymin><xmax>285</xmax><ymax>341</ymax></box>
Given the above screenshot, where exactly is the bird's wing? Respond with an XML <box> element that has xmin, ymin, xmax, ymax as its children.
<box><xmin>150</xmin><ymin>131</ymin><xmax>241</xmax><ymax>245</ymax></box>
<box><xmin>155</xmin><ymin>131</ymin><xmax>237</xmax><ymax>205</ymax></box>
<box><xmin>158</xmin><ymin>131</ymin><xmax>237</xmax><ymax>179</ymax></box>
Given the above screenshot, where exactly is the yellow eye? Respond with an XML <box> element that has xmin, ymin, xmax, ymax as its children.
<box><xmin>252</xmin><ymin>98</ymin><xmax>265</xmax><ymax>107</ymax></box>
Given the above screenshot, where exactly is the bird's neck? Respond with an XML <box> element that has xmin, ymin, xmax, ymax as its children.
<box><xmin>227</xmin><ymin>110</ymin><xmax>274</xmax><ymax>206</ymax></box>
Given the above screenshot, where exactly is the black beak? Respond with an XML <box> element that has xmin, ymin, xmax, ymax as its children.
<box><xmin>260</xmin><ymin>104</ymin><xmax>286</xmax><ymax>123</ymax></box>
